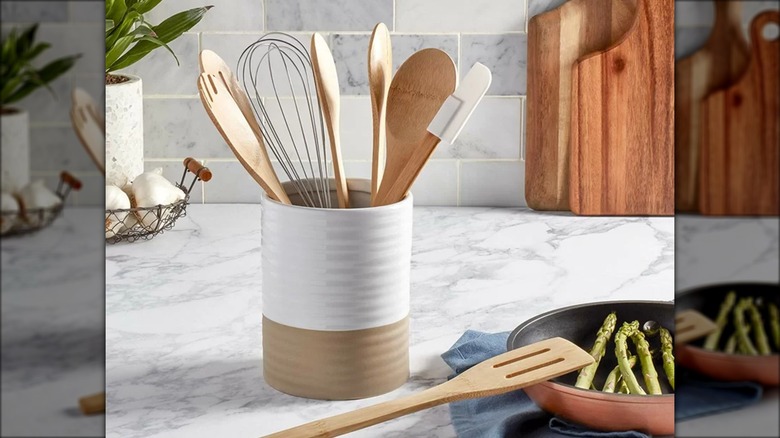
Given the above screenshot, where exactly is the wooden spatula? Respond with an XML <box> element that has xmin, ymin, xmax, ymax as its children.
<box><xmin>311</xmin><ymin>33</ymin><xmax>349</xmax><ymax>208</ymax></box>
<box><xmin>197</xmin><ymin>73</ymin><xmax>290</xmax><ymax>203</ymax></box>
<box><xmin>70</xmin><ymin>88</ymin><xmax>105</xmax><ymax>175</ymax></box>
<box><xmin>263</xmin><ymin>337</ymin><xmax>593</xmax><ymax>438</ymax></box>
<box><xmin>368</xmin><ymin>23</ymin><xmax>393</xmax><ymax>204</ymax></box>
<box><xmin>675</xmin><ymin>309</ymin><xmax>718</xmax><ymax>344</ymax></box>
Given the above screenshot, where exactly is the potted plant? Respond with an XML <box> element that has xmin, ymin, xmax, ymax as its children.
<box><xmin>1</xmin><ymin>24</ymin><xmax>80</xmax><ymax>193</ymax></box>
<box><xmin>104</xmin><ymin>0</ymin><xmax>211</xmax><ymax>186</ymax></box>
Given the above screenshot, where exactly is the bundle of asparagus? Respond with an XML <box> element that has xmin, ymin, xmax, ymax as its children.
<box><xmin>703</xmin><ymin>291</ymin><xmax>780</xmax><ymax>355</ymax></box>
<box><xmin>574</xmin><ymin>312</ymin><xmax>674</xmax><ymax>395</ymax></box>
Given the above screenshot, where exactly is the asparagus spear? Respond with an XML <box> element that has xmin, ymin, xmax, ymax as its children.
<box><xmin>615</xmin><ymin>321</ymin><xmax>646</xmax><ymax>395</ymax></box>
<box><xmin>631</xmin><ymin>328</ymin><xmax>663</xmax><ymax>395</ymax></box>
<box><xmin>734</xmin><ymin>298</ymin><xmax>758</xmax><ymax>355</ymax></box>
<box><xmin>704</xmin><ymin>291</ymin><xmax>737</xmax><ymax>350</ymax></box>
<box><xmin>659</xmin><ymin>327</ymin><xmax>675</xmax><ymax>389</ymax></box>
<box><xmin>603</xmin><ymin>355</ymin><xmax>636</xmax><ymax>393</ymax></box>
<box><xmin>769</xmin><ymin>303</ymin><xmax>780</xmax><ymax>351</ymax></box>
<box><xmin>725</xmin><ymin>324</ymin><xmax>752</xmax><ymax>353</ymax></box>
<box><xmin>575</xmin><ymin>312</ymin><xmax>618</xmax><ymax>389</ymax></box>
<box><xmin>618</xmin><ymin>379</ymin><xmax>630</xmax><ymax>394</ymax></box>
<box><xmin>746</xmin><ymin>299</ymin><xmax>772</xmax><ymax>355</ymax></box>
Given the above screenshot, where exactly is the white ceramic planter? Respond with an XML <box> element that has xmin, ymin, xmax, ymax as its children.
<box><xmin>0</xmin><ymin>109</ymin><xmax>30</xmax><ymax>193</ymax></box>
<box><xmin>261</xmin><ymin>178</ymin><xmax>413</xmax><ymax>400</ymax></box>
<box><xmin>105</xmin><ymin>74</ymin><xmax>144</xmax><ymax>187</ymax></box>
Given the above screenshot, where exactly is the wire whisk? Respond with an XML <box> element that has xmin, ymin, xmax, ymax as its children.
<box><xmin>238</xmin><ymin>32</ymin><xmax>332</xmax><ymax>208</ymax></box>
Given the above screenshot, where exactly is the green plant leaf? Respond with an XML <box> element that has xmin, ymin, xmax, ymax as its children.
<box><xmin>106</xmin><ymin>19</ymin><xmax>116</xmax><ymax>34</ymax></box>
<box><xmin>105</xmin><ymin>34</ymin><xmax>135</xmax><ymax>69</ymax></box>
<box><xmin>133</xmin><ymin>0</ymin><xmax>164</xmax><ymax>14</ymax></box>
<box><xmin>109</xmin><ymin>6</ymin><xmax>212</xmax><ymax>71</ymax></box>
<box><xmin>3</xmin><ymin>54</ymin><xmax>81</xmax><ymax>105</ymax></box>
<box><xmin>106</xmin><ymin>0</ymin><xmax>127</xmax><ymax>24</ymax></box>
<box><xmin>106</xmin><ymin>9</ymin><xmax>142</xmax><ymax>49</ymax></box>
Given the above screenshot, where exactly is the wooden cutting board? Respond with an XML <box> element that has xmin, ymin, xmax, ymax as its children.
<box><xmin>699</xmin><ymin>10</ymin><xmax>780</xmax><ymax>216</ymax></box>
<box><xmin>525</xmin><ymin>0</ymin><xmax>638</xmax><ymax>211</ymax></box>
<box><xmin>569</xmin><ymin>0</ymin><xmax>674</xmax><ymax>216</ymax></box>
<box><xmin>675</xmin><ymin>1</ymin><xmax>750</xmax><ymax>212</ymax></box>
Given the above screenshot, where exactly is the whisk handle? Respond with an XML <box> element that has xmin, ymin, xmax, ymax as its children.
<box><xmin>184</xmin><ymin>157</ymin><xmax>212</xmax><ymax>182</ymax></box>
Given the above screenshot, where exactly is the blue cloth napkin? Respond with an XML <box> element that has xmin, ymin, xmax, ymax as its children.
<box><xmin>675</xmin><ymin>367</ymin><xmax>763</xmax><ymax>421</ymax></box>
<box><xmin>440</xmin><ymin>330</ymin><xmax>648</xmax><ymax>438</ymax></box>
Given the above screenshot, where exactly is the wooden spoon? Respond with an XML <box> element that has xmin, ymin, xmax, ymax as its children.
<box><xmin>197</xmin><ymin>73</ymin><xmax>290</xmax><ymax>203</ymax></box>
<box><xmin>368</xmin><ymin>23</ymin><xmax>392</xmax><ymax>204</ymax></box>
<box><xmin>311</xmin><ymin>33</ymin><xmax>349</xmax><ymax>208</ymax></box>
<box><xmin>675</xmin><ymin>309</ymin><xmax>718</xmax><ymax>344</ymax></box>
<box><xmin>70</xmin><ymin>88</ymin><xmax>105</xmax><ymax>175</ymax></box>
<box><xmin>263</xmin><ymin>337</ymin><xmax>593</xmax><ymax>437</ymax></box>
<box><xmin>372</xmin><ymin>49</ymin><xmax>456</xmax><ymax>207</ymax></box>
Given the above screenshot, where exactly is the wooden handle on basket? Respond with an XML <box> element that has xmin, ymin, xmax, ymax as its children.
<box><xmin>78</xmin><ymin>392</ymin><xmax>105</xmax><ymax>415</ymax></box>
<box><xmin>183</xmin><ymin>157</ymin><xmax>212</xmax><ymax>182</ymax></box>
<box><xmin>60</xmin><ymin>171</ymin><xmax>82</xmax><ymax>190</ymax></box>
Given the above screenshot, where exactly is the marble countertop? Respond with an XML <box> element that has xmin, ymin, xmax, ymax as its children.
<box><xmin>1</xmin><ymin>208</ymin><xmax>104</xmax><ymax>436</ymax></box>
<box><xmin>106</xmin><ymin>204</ymin><xmax>674</xmax><ymax>437</ymax></box>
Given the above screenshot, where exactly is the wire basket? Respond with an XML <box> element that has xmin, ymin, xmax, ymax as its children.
<box><xmin>105</xmin><ymin>158</ymin><xmax>211</xmax><ymax>244</ymax></box>
<box><xmin>1</xmin><ymin>172</ymin><xmax>82</xmax><ymax>238</ymax></box>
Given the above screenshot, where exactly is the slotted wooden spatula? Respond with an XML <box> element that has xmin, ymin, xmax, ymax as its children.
<box><xmin>263</xmin><ymin>337</ymin><xmax>593</xmax><ymax>438</ymax></box>
<box><xmin>70</xmin><ymin>88</ymin><xmax>105</xmax><ymax>174</ymax></box>
<box><xmin>197</xmin><ymin>73</ymin><xmax>290</xmax><ymax>203</ymax></box>
<box><xmin>675</xmin><ymin>309</ymin><xmax>718</xmax><ymax>344</ymax></box>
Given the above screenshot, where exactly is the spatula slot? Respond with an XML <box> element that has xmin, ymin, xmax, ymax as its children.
<box><xmin>506</xmin><ymin>357</ymin><xmax>565</xmax><ymax>379</ymax></box>
<box><xmin>493</xmin><ymin>348</ymin><xmax>550</xmax><ymax>368</ymax></box>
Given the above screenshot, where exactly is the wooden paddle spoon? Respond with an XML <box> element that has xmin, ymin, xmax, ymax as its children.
<box><xmin>70</xmin><ymin>88</ymin><xmax>105</xmax><ymax>174</ymax></box>
<box><xmin>675</xmin><ymin>309</ymin><xmax>718</xmax><ymax>344</ymax></box>
<box><xmin>368</xmin><ymin>23</ymin><xmax>392</xmax><ymax>204</ymax></box>
<box><xmin>263</xmin><ymin>337</ymin><xmax>593</xmax><ymax>437</ymax></box>
<box><xmin>197</xmin><ymin>73</ymin><xmax>290</xmax><ymax>203</ymax></box>
<box><xmin>372</xmin><ymin>49</ymin><xmax>456</xmax><ymax>207</ymax></box>
<box><xmin>311</xmin><ymin>33</ymin><xmax>349</xmax><ymax>208</ymax></box>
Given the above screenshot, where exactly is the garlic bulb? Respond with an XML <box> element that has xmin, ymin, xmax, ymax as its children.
<box><xmin>18</xmin><ymin>180</ymin><xmax>61</xmax><ymax>226</ymax></box>
<box><xmin>105</xmin><ymin>185</ymin><xmax>131</xmax><ymax>238</ymax></box>
<box><xmin>131</xmin><ymin>170</ymin><xmax>185</xmax><ymax>230</ymax></box>
<box><xmin>1</xmin><ymin>192</ymin><xmax>20</xmax><ymax>234</ymax></box>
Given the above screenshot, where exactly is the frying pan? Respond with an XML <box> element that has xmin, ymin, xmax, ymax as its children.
<box><xmin>676</xmin><ymin>282</ymin><xmax>779</xmax><ymax>386</ymax></box>
<box><xmin>508</xmin><ymin>301</ymin><xmax>674</xmax><ymax>435</ymax></box>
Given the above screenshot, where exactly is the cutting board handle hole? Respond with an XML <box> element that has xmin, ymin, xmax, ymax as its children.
<box><xmin>761</xmin><ymin>22</ymin><xmax>779</xmax><ymax>41</ymax></box>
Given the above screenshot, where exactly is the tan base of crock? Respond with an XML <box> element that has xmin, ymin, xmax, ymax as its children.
<box><xmin>262</xmin><ymin>316</ymin><xmax>409</xmax><ymax>400</ymax></box>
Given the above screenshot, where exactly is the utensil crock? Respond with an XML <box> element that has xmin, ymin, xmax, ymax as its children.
<box><xmin>260</xmin><ymin>178</ymin><xmax>412</xmax><ymax>400</ymax></box>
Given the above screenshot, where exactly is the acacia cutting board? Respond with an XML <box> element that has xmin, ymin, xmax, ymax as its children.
<box><xmin>569</xmin><ymin>0</ymin><xmax>674</xmax><ymax>216</ymax></box>
<box><xmin>699</xmin><ymin>10</ymin><xmax>779</xmax><ymax>216</ymax></box>
<box><xmin>675</xmin><ymin>1</ymin><xmax>749</xmax><ymax>212</ymax></box>
<box><xmin>525</xmin><ymin>0</ymin><xmax>638</xmax><ymax>211</ymax></box>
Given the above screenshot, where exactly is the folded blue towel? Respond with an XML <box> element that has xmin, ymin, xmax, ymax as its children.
<box><xmin>441</xmin><ymin>330</ymin><xmax>648</xmax><ymax>438</ymax></box>
<box><xmin>675</xmin><ymin>367</ymin><xmax>763</xmax><ymax>421</ymax></box>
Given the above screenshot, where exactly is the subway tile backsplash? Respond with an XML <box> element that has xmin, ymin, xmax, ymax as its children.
<box><xmin>122</xmin><ymin>0</ymin><xmax>777</xmax><ymax>207</ymax></box>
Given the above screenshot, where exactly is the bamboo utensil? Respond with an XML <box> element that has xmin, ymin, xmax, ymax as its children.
<box><xmin>78</xmin><ymin>392</ymin><xmax>105</xmax><ymax>415</ymax></box>
<box><xmin>675</xmin><ymin>1</ymin><xmax>749</xmax><ymax>212</ymax></box>
<box><xmin>197</xmin><ymin>72</ymin><xmax>290</xmax><ymax>203</ymax></box>
<box><xmin>675</xmin><ymin>309</ymin><xmax>718</xmax><ymax>344</ymax></box>
<box><xmin>368</xmin><ymin>23</ymin><xmax>393</xmax><ymax>204</ymax></box>
<box><xmin>70</xmin><ymin>88</ymin><xmax>105</xmax><ymax>174</ymax></box>
<box><xmin>311</xmin><ymin>33</ymin><xmax>349</xmax><ymax>208</ymax></box>
<box><xmin>263</xmin><ymin>337</ymin><xmax>593</xmax><ymax>437</ymax></box>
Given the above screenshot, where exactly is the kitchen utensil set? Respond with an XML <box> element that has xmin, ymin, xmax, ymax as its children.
<box><xmin>264</xmin><ymin>337</ymin><xmax>593</xmax><ymax>437</ymax></box>
<box><xmin>198</xmin><ymin>26</ymin><xmax>490</xmax><ymax>209</ymax></box>
<box><xmin>70</xmin><ymin>88</ymin><xmax>105</xmax><ymax>175</ymax></box>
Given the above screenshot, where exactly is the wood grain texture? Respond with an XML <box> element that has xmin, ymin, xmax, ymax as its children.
<box><xmin>699</xmin><ymin>10</ymin><xmax>780</xmax><ymax>216</ymax></box>
<box><xmin>675</xmin><ymin>1</ymin><xmax>749</xmax><ymax>212</ymax></box>
<box><xmin>525</xmin><ymin>0</ymin><xmax>638</xmax><ymax>211</ymax></box>
<box><xmin>570</xmin><ymin>0</ymin><xmax>674</xmax><ymax>216</ymax></box>
<box><xmin>263</xmin><ymin>337</ymin><xmax>593</xmax><ymax>438</ymax></box>
<box><xmin>368</xmin><ymin>23</ymin><xmax>392</xmax><ymax>204</ymax></box>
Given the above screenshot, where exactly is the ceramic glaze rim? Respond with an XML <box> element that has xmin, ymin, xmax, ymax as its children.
<box><xmin>261</xmin><ymin>178</ymin><xmax>413</xmax><ymax>331</ymax></box>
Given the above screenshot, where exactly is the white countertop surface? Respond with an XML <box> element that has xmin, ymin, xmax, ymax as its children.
<box><xmin>675</xmin><ymin>215</ymin><xmax>779</xmax><ymax>438</ymax></box>
<box><xmin>1</xmin><ymin>208</ymin><xmax>104</xmax><ymax>437</ymax></box>
<box><xmin>105</xmin><ymin>204</ymin><xmax>674</xmax><ymax>438</ymax></box>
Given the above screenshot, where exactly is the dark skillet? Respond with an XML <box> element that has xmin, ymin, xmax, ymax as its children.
<box><xmin>508</xmin><ymin>300</ymin><xmax>674</xmax><ymax>435</ymax></box>
<box><xmin>676</xmin><ymin>282</ymin><xmax>779</xmax><ymax>386</ymax></box>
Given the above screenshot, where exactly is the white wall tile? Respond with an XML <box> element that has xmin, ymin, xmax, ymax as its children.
<box><xmin>339</xmin><ymin>97</ymin><xmax>373</xmax><ymax>160</ymax></box>
<box><xmin>396</xmin><ymin>0</ymin><xmax>525</xmax><ymax>32</ymax></box>
<box><xmin>435</xmin><ymin>97</ymin><xmax>521</xmax><ymax>160</ymax></box>
<box><xmin>201</xmin><ymin>161</ymin><xmax>266</xmax><ymax>203</ymax></box>
<box><xmin>146</xmin><ymin>0</ymin><xmax>263</xmax><ymax>33</ymax></box>
<box><xmin>409</xmin><ymin>160</ymin><xmax>458</xmax><ymax>206</ymax></box>
<box><xmin>69</xmin><ymin>1</ymin><xmax>105</xmax><ymax>22</ymax></box>
<box><xmin>1</xmin><ymin>1</ymin><xmax>68</xmax><ymax>22</ymax></box>
<box><xmin>30</xmin><ymin>126</ymin><xmax>98</xmax><ymax>173</ymax></box>
<box><xmin>331</xmin><ymin>33</ymin><xmax>458</xmax><ymax>95</ymax></box>
<box><xmin>121</xmin><ymin>34</ymin><xmax>200</xmax><ymax>95</ymax></box>
<box><xmin>461</xmin><ymin>34</ymin><xmax>526</xmax><ymax>95</ymax></box>
<box><xmin>266</xmin><ymin>0</ymin><xmax>392</xmax><ymax>31</ymax></box>
<box><xmin>142</xmin><ymin>98</ymin><xmax>231</xmax><ymax>159</ymax></box>
<box><xmin>460</xmin><ymin>161</ymin><xmax>525</xmax><ymax>207</ymax></box>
